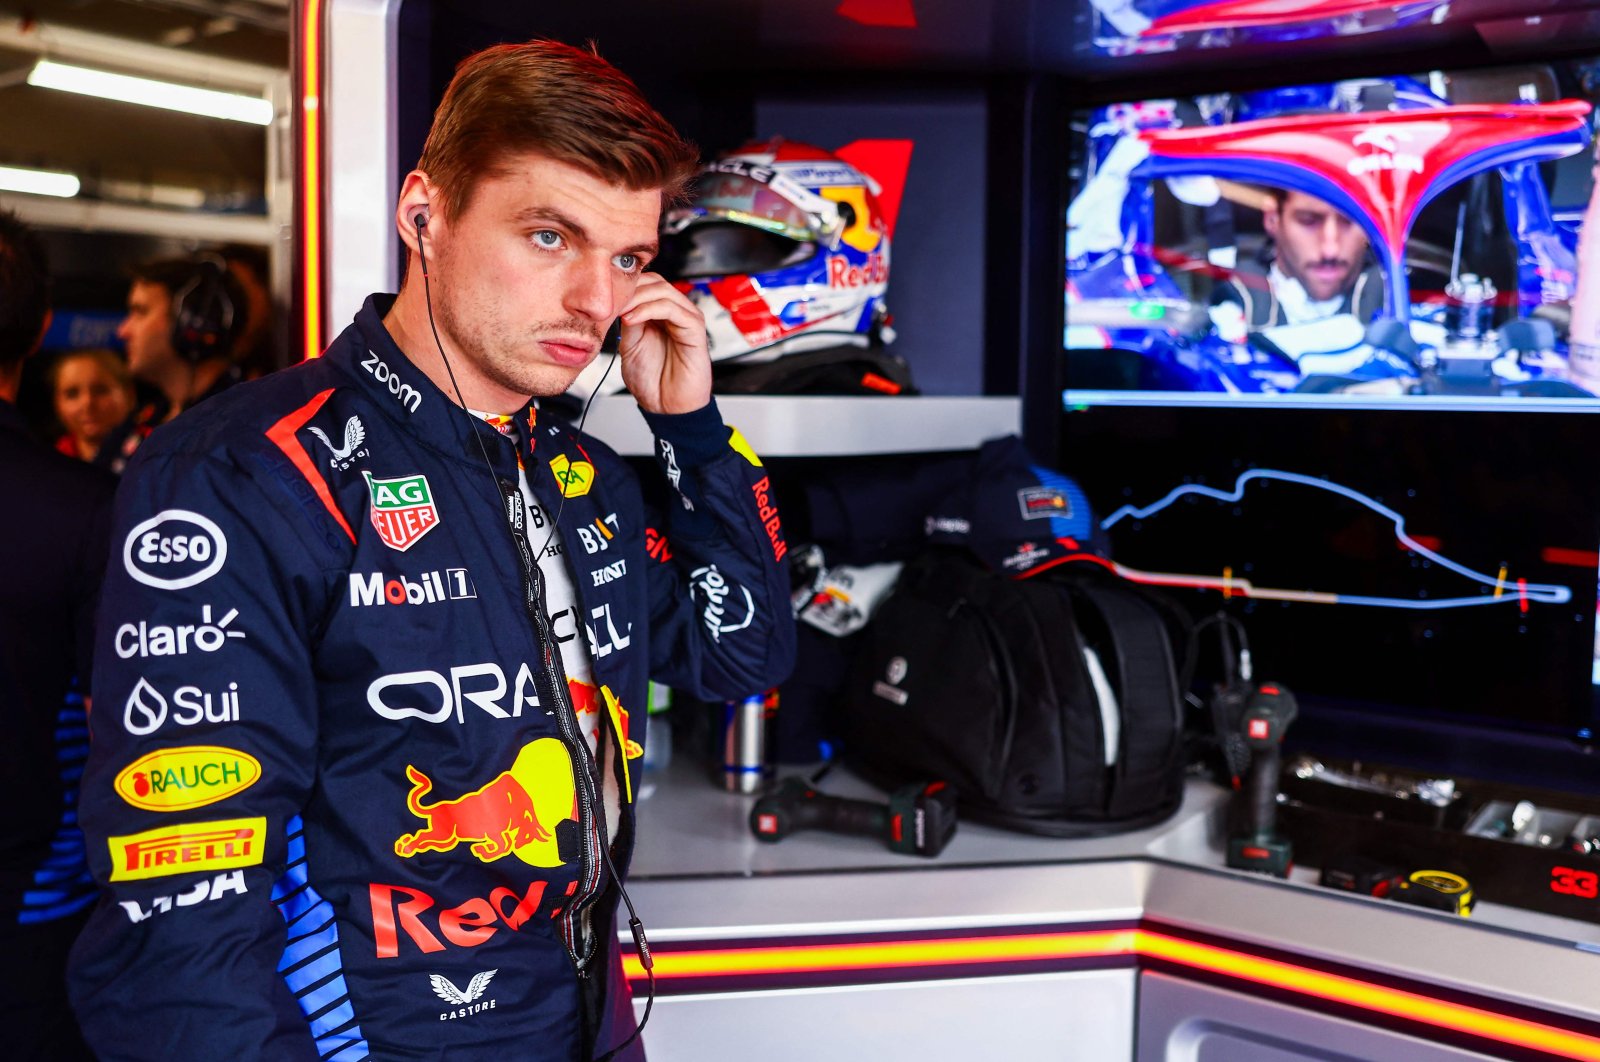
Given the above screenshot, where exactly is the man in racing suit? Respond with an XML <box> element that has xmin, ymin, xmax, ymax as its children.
<box><xmin>1210</xmin><ymin>187</ymin><xmax>1384</xmax><ymax>338</ymax></box>
<box><xmin>69</xmin><ymin>39</ymin><xmax>796</xmax><ymax>1061</ymax></box>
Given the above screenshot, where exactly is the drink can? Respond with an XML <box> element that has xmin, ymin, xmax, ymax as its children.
<box><xmin>720</xmin><ymin>690</ymin><xmax>776</xmax><ymax>793</ymax></box>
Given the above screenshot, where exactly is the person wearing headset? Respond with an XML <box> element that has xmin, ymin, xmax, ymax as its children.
<box><xmin>69</xmin><ymin>39</ymin><xmax>796</xmax><ymax>1062</ymax></box>
<box><xmin>95</xmin><ymin>255</ymin><xmax>245</xmax><ymax>474</ymax></box>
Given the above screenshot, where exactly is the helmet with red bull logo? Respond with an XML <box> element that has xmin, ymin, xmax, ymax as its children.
<box><xmin>657</xmin><ymin>138</ymin><xmax>894</xmax><ymax>366</ymax></box>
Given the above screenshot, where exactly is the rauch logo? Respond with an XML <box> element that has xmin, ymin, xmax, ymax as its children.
<box><xmin>114</xmin><ymin>745</ymin><xmax>262</xmax><ymax>812</ymax></box>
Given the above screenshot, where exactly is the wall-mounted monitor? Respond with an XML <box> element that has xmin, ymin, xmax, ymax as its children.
<box><xmin>1065</xmin><ymin>61</ymin><xmax>1600</xmax><ymax>406</ymax></box>
<box><xmin>1062</xmin><ymin>59</ymin><xmax>1600</xmax><ymax>783</ymax></box>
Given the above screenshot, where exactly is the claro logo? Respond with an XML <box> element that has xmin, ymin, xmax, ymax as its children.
<box><xmin>362</xmin><ymin>352</ymin><xmax>422</xmax><ymax>413</ymax></box>
<box><xmin>123</xmin><ymin>510</ymin><xmax>228</xmax><ymax>590</ymax></box>
<box><xmin>116</xmin><ymin>605</ymin><xmax>245</xmax><ymax>658</ymax></box>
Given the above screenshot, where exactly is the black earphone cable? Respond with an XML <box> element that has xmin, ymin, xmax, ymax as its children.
<box><xmin>413</xmin><ymin>214</ymin><xmax>652</xmax><ymax>1059</ymax></box>
<box><xmin>1178</xmin><ymin>610</ymin><xmax>1253</xmax><ymax>702</ymax></box>
<box><xmin>415</xmin><ymin>217</ymin><xmax>502</xmax><ymax>496</ymax></box>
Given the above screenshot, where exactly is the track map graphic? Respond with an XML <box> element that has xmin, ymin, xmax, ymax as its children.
<box><xmin>1100</xmin><ymin>469</ymin><xmax>1573</xmax><ymax>611</ymax></box>
<box><xmin>1062</xmin><ymin>403</ymin><xmax>1600</xmax><ymax>736</ymax></box>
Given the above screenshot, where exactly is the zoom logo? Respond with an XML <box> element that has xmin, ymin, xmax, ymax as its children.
<box><xmin>362</xmin><ymin>352</ymin><xmax>422</xmax><ymax>413</ymax></box>
<box><xmin>123</xmin><ymin>511</ymin><xmax>228</xmax><ymax>590</ymax></box>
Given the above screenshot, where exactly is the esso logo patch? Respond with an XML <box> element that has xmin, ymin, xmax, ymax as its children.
<box><xmin>124</xmin><ymin>510</ymin><xmax>228</xmax><ymax>590</ymax></box>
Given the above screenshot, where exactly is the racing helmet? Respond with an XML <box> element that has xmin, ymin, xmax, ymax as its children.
<box><xmin>658</xmin><ymin>138</ymin><xmax>894</xmax><ymax>365</ymax></box>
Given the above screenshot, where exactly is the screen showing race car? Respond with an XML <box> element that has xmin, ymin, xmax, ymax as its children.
<box><xmin>1082</xmin><ymin>0</ymin><xmax>1474</xmax><ymax>61</ymax></box>
<box><xmin>1061</xmin><ymin>402</ymin><xmax>1600</xmax><ymax>740</ymax></box>
<box><xmin>1065</xmin><ymin>60</ymin><xmax>1600</xmax><ymax>406</ymax></box>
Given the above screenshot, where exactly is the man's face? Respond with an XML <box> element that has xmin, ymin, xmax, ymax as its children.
<box><xmin>1263</xmin><ymin>191</ymin><xmax>1369</xmax><ymax>303</ymax></box>
<box><xmin>116</xmin><ymin>280</ymin><xmax>177</xmax><ymax>380</ymax></box>
<box><xmin>426</xmin><ymin>154</ymin><xmax>661</xmax><ymax>405</ymax></box>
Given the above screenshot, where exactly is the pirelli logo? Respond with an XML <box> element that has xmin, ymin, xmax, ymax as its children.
<box><xmin>107</xmin><ymin>816</ymin><xmax>267</xmax><ymax>882</ymax></box>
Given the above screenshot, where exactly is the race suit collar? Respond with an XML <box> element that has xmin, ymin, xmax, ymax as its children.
<box><xmin>343</xmin><ymin>293</ymin><xmax>529</xmax><ymax>472</ymax></box>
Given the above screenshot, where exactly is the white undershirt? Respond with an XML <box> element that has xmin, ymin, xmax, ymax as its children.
<box><xmin>518</xmin><ymin>470</ymin><xmax>622</xmax><ymax>845</ymax></box>
<box><xmin>471</xmin><ymin>409</ymin><xmax>621</xmax><ymax>843</ymax></box>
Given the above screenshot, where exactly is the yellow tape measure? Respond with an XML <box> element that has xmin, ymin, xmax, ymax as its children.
<box><xmin>1394</xmin><ymin>869</ymin><xmax>1474</xmax><ymax>917</ymax></box>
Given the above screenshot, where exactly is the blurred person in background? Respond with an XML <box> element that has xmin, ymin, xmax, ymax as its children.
<box><xmin>0</xmin><ymin>207</ymin><xmax>111</xmax><ymax>1061</ymax></box>
<box><xmin>51</xmin><ymin>348</ymin><xmax>134</xmax><ymax>461</ymax></box>
<box><xmin>97</xmin><ymin>254</ymin><xmax>246</xmax><ymax>473</ymax></box>
<box><xmin>219</xmin><ymin>242</ymin><xmax>284</xmax><ymax>378</ymax></box>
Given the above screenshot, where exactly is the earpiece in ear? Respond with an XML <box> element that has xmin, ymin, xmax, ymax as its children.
<box><xmin>413</xmin><ymin>211</ymin><xmax>429</xmax><ymax>232</ymax></box>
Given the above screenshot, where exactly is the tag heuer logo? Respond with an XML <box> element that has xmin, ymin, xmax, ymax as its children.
<box><xmin>363</xmin><ymin>472</ymin><xmax>439</xmax><ymax>552</ymax></box>
<box><xmin>549</xmin><ymin>455</ymin><xmax>595</xmax><ymax>498</ymax></box>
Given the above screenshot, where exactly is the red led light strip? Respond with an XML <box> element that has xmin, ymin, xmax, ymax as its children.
<box><xmin>298</xmin><ymin>0</ymin><xmax>325</xmax><ymax>360</ymax></box>
<box><xmin>624</xmin><ymin>927</ymin><xmax>1600</xmax><ymax>1059</ymax></box>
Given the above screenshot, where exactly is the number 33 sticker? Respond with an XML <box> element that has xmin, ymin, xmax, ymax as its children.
<box><xmin>1551</xmin><ymin>866</ymin><xmax>1599</xmax><ymax>899</ymax></box>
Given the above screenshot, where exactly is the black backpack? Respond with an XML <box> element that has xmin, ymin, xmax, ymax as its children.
<box><xmin>840</xmin><ymin>550</ymin><xmax>1186</xmax><ymax>837</ymax></box>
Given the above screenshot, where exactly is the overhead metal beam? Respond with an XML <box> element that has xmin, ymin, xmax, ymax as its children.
<box><xmin>120</xmin><ymin>0</ymin><xmax>290</xmax><ymax>36</ymax></box>
<box><xmin>0</xmin><ymin>192</ymin><xmax>279</xmax><ymax>244</ymax></box>
<box><xmin>0</xmin><ymin>15</ymin><xmax>280</xmax><ymax>90</ymax></box>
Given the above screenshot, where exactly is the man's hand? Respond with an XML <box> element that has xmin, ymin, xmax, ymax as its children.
<box><xmin>617</xmin><ymin>273</ymin><xmax>713</xmax><ymax>415</ymax></box>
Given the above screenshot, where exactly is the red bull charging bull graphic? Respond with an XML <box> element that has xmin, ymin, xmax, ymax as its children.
<box><xmin>394</xmin><ymin>738</ymin><xmax>577</xmax><ymax>868</ymax></box>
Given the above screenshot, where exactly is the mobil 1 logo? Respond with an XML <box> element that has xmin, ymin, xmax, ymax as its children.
<box><xmin>349</xmin><ymin>568</ymin><xmax>477</xmax><ymax>608</ymax></box>
<box><xmin>124</xmin><ymin>510</ymin><xmax>228</xmax><ymax>590</ymax></box>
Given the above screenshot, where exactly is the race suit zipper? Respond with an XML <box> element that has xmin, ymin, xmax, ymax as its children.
<box><xmin>500</xmin><ymin>479</ymin><xmax>606</xmax><ymax>974</ymax></box>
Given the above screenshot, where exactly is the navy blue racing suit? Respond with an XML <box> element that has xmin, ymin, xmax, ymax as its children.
<box><xmin>69</xmin><ymin>295</ymin><xmax>796</xmax><ymax>1060</ymax></box>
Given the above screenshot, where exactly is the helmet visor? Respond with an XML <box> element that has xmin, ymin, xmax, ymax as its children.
<box><xmin>680</xmin><ymin>172</ymin><xmax>820</xmax><ymax>242</ymax></box>
<box><xmin>657</xmin><ymin>222</ymin><xmax>814</xmax><ymax>280</ymax></box>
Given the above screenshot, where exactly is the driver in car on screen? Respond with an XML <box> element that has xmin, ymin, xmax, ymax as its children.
<box><xmin>1210</xmin><ymin>187</ymin><xmax>1384</xmax><ymax>342</ymax></box>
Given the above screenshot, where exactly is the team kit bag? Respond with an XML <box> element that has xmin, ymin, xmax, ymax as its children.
<box><xmin>841</xmin><ymin>437</ymin><xmax>1187</xmax><ymax>837</ymax></box>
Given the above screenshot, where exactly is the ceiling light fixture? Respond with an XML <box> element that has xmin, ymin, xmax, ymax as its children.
<box><xmin>27</xmin><ymin>59</ymin><xmax>273</xmax><ymax>126</ymax></box>
<box><xmin>0</xmin><ymin>163</ymin><xmax>80</xmax><ymax>198</ymax></box>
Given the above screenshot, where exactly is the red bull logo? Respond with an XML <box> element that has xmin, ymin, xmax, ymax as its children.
<box><xmin>827</xmin><ymin>252</ymin><xmax>887</xmax><ymax>289</ymax></box>
<box><xmin>605</xmin><ymin>687</ymin><xmax>644</xmax><ymax>803</ymax></box>
<box><xmin>394</xmin><ymin>738</ymin><xmax>576</xmax><ymax>868</ymax></box>
<box><xmin>370</xmin><ymin>878</ymin><xmax>568</xmax><ymax>958</ymax></box>
<box><xmin>751</xmin><ymin>476</ymin><xmax>787</xmax><ymax>562</ymax></box>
